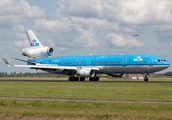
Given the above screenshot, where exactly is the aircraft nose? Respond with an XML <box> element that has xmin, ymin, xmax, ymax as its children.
<box><xmin>164</xmin><ymin>61</ymin><xmax>170</xmax><ymax>68</ymax></box>
<box><xmin>166</xmin><ymin>61</ymin><xmax>170</xmax><ymax>65</ymax></box>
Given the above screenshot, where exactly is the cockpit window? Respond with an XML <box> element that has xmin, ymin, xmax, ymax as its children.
<box><xmin>157</xmin><ymin>59</ymin><xmax>166</xmax><ymax>62</ymax></box>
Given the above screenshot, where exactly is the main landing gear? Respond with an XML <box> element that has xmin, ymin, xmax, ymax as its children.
<box><xmin>89</xmin><ymin>77</ymin><xmax>99</xmax><ymax>81</ymax></box>
<box><xmin>69</xmin><ymin>77</ymin><xmax>79</xmax><ymax>81</ymax></box>
<box><xmin>68</xmin><ymin>77</ymin><xmax>99</xmax><ymax>81</ymax></box>
<box><xmin>144</xmin><ymin>75</ymin><xmax>148</xmax><ymax>82</ymax></box>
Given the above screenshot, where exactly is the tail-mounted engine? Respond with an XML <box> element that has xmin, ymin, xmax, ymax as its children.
<box><xmin>22</xmin><ymin>47</ymin><xmax>54</xmax><ymax>58</ymax></box>
<box><xmin>21</xmin><ymin>30</ymin><xmax>54</xmax><ymax>58</ymax></box>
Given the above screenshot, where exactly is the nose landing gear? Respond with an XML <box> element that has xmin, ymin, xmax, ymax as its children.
<box><xmin>144</xmin><ymin>75</ymin><xmax>148</xmax><ymax>82</ymax></box>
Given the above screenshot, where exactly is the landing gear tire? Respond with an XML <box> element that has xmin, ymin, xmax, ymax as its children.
<box><xmin>89</xmin><ymin>77</ymin><xmax>99</xmax><ymax>81</ymax></box>
<box><xmin>75</xmin><ymin>77</ymin><xmax>79</xmax><ymax>81</ymax></box>
<box><xmin>69</xmin><ymin>77</ymin><xmax>79</xmax><ymax>81</ymax></box>
<box><xmin>96</xmin><ymin>77</ymin><xmax>99</xmax><ymax>81</ymax></box>
<box><xmin>89</xmin><ymin>77</ymin><xmax>93</xmax><ymax>81</ymax></box>
<box><xmin>144</xmin><ymin>78</ymin><xmax>148</xmax><ymax>82</ymax></box>
<box><xmin>80</xmin><ymin>77</ymin><xmax>85</xmax><ymax>81</ymax></box>
<box><xmin>144</xmin><ymin>75</ymin><xmax>148</xmax><ymax>82</ymax></box>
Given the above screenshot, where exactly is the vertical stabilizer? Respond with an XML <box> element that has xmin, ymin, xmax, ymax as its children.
<box><xmin>25</xmin><ymin>30</ymin><xmax>43</xmax><ymax>47</ymax></box>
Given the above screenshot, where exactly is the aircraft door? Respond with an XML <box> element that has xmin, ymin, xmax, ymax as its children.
<box><xmin>45</xmin><ymin>60</ymin><xmax>49</xmax><ymax>64</ymax></box>
<box><xmin>149</xmin><ymin>59</ymin><xmax>153</xmax><ymax>66</ymax></box>
<box><xmin>86</xmin><ymin>60</ymin><xmax>90</xmax><ymax>66</ymax></box>
<box><xmin>122</xmin><ymin>59</ymin><xmax>127</xmax><ymax>66</ymax></box>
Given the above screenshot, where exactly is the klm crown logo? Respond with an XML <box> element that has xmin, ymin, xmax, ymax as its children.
<box><xmin>134</xmin><ymin>56</ymin><xmax>143</xmax><ymax>61</ymax></box>
<box><xmin>32</xmin><ymin>39</ymin><xmax>37</xmax><ymax>43</ymax></box>
<box><xmin>30</xmin><ymin>39</ymin><xmax>39</xmax><ymax>46</ymax></box>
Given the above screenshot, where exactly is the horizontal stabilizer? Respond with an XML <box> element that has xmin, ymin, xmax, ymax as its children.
<box><xmin>11</xmin><ymin>57</ymin><xmax>36</xmax><ymax>65</ymax></box>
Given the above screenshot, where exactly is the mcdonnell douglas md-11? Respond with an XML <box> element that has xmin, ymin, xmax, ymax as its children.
<box><xmin>3</xmin><ymin>30</ymin><xmax>170</xmax><ymax>82</ymax></box>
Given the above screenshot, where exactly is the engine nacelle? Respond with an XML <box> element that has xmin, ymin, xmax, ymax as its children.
<box><xmin>22</xmin><ymin>47</ymin><xmax>54</xmax><ymax>58</ymax></box>
<box><xmin>109</xmin><ymin>73</ymin><xmax>125</xmax><ymax>78</ymax></box>
<box><xmin>77</xmin><ymin>69</ymin><xmax>96</xmax><ymax>77</ymax></box>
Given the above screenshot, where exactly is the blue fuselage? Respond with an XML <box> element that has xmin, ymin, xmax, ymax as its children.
<box><xmin>29</xmin><ymin>54</ymin><xmax>169</xmax><ymax>66</ymax></box>
<box><xmin>28</xmin><ymin>54</ymin><xmax>169</xmax><ymax>74</ymax></box>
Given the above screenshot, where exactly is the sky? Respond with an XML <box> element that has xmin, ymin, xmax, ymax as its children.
<box><xmin>1</xmin><ymin>0</ymin><xmax>172</xmax><ymax>74</ymax></box>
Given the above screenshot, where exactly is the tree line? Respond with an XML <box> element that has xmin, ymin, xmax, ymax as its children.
<box><xmin>0</xmin><ymin>72</ymin><xmax>68</xmax><ymax>77</ymax></box>
<box><xmin>0</xmin><ymin>72</ymin><xmax>172</xmax><ymax>78</ymax></box>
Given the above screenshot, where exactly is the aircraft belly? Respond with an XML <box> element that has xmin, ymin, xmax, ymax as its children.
<box><xmin>121</xmin><ymin>65</ymin><xmax>169</xmax><ymax>73</ymax></box>
<box><xmin>99</xmin><ymin>66</ymin><xmax>123</xmax><ymax>73</ymax></box>
<box><xmin>122</xmin><ymin>65</ymin><xmax>159</xmax><ymax>73</ymax></box>
<box><xmin>147</xmin><ymin>65</ymin><xmax>169</xmax><ymax>73</ymax></box>
<box><xmin>98</xmin><ymin>65</ymin><xmax>169</xmax><ymax>74</ymax></box>
<box><xmin>37</xmin><ymin>65</ymin><xmax>169</xmax><ymax>75</ymax></box>
<box><xmin>99</xmin><ymin>65</ymin><xmax>147</xmax><ymax>73</ymax></box>
<box><xmin>125</xmin><ymin>65</ymin><xmax>149</xmax><ymax>73</ymax></box>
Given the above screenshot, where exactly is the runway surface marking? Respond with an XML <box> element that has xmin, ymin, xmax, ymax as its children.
<box><xmin>0</xmin><ymin>97</ymin><xmax>172</xmax><ymax>104</ymax></box>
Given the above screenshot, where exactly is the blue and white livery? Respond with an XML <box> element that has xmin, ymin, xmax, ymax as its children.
<box><xmin>3</xmin><ymin>30</ymin><xmax>170</xmax><ymax>82</ymax></box>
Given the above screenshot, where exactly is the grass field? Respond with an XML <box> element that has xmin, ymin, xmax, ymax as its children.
<box><xmin>0</xmin><ymin>99</ymin><xmax>172</xmax><ymax>120</ymax></box>
<box><xmin>0</xmin><ymin>80</ymin><xmax>172</xmax><ymax>101</ymax></box>
<box><xmin>0</xmin><ymin>78</ymin><xmax>172</xmax><ymax>119</ymax></box>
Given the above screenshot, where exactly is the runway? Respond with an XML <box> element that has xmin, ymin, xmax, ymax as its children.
<box><xmin>0</xmin><ymin>97</ymin><xmax>172</xmax><ymax>104</ymax></box>
<box><xmin>0</xmin><ymin>80</ymin><xmax>172</xmax><ymax>83</ymax></box>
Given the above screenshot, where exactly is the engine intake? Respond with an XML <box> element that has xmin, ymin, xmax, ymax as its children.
<box><xmin>22</xmin><ymin>47</ymin><xmax>54</xmax><ymax>58</ymax></box>
<box><xmin>77</xmin><ymin>69</ymin><xmax>95</xmax><ymax>77</ymax></box>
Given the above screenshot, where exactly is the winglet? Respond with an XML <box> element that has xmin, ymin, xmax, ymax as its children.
<box><xmin>2</xmin><ymin>58</ymin><xmax>12</xmax><ymax>67</ymax></box>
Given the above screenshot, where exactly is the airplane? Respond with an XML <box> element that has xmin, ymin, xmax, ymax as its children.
<box><xmin>3</xmin><ymin>30</ymin><xmax>170</xmax><ymax>82</ymax></box>
<box><xmin>132</xmin><ymin>34</ymin><xmax>138</xmax><ymax>37</ymax></box>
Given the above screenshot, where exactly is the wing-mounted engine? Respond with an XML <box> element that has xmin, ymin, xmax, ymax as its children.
<box><xmin>22</xmin><ymin>47</ymin><xmax>54</xmax><ymax>58</ymax></box>
<box><xmin>76</xmin><ymin>69</ymin><xmax>96</xmax><ymax>77</ymax></box>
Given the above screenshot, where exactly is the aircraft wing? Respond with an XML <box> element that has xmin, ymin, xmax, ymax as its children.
<box><xmin>2</xmin><ymin>58</ymin><xmax>100</xmax><ymax>71</ymax></box>
<box><xmin>14</xmin><ymin>64</ymin><xmax>79</xmax><ymax>70</ymax></box>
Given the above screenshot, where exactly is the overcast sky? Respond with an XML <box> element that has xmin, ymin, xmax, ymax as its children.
<box><xmin>1</xmin><ymin>0</ymin><xmax>172</xmax><ymax>74</ymax></box>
